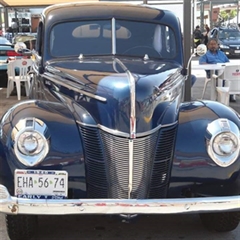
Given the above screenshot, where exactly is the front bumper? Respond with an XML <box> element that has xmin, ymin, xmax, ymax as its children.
<box><xmin>221</xmin><ymin>48</ymin><xmax>240</xmax><ymax>56</ymax></box>
<box><xmin>1</xmin><ymin>185</ymin><xmax>240</xmax><ymax>215</ymax></box>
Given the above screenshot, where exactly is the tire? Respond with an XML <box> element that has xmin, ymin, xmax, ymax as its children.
<box><xmin>6</xmin><ymin>214</ymin><xmax>38</xmax><ymax>240</ymax></box>
<box><xmin>199</xmin><ymin>212</ymin><xmax>240</xmax><ymax>232</ymax></box>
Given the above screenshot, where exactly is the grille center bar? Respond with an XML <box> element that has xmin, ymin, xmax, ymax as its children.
<box><xmin>128</xmin><ymin>140</ymin><xmax>134</xmax><ymax>198</ymax></box>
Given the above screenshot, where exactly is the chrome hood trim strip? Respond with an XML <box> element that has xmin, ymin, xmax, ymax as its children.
<box><xmin>0</xmin><ymin>185</ymin><xmax>239</xmax><ymax>215</ymax></box>
<box><xmin>43</xmin><ymin>72</ymin><xmax>107</xmax><ymax>102</ymax></box>
<box><xmin>113</xmin><ymin>58</ymin><xmax>136</xmax><ymax>139</ymax></box>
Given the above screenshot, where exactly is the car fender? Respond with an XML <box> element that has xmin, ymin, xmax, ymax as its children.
<box><xmin>169</xmin><ymin>100</ymin><xmax>240</xmax><ymax>196</ymax></box>
<box><xmin>0</xmin><ymin>100</ymin><xmax>86</xmax><ymax>195</ymax></box>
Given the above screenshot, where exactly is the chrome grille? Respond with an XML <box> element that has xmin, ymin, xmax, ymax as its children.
<box><xmin>80</xmin><ymin>124</ymin><xmax>177</xmax><ymax>199</ymax></box>
<box><xmin>149</xmin><ymin>125</ymin><xmax>177</xmax><ymax>198</ymax></box>
<box><xmin>80</xmin><ymin>126</ymin><xmax>108</xmax><ymax>198</ymax></box>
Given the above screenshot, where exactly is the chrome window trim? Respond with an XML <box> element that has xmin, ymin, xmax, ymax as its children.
<box><xmin>112</xmin><ymin>18</ymin><xmax>116</xmax><ymax>55</ymax></box>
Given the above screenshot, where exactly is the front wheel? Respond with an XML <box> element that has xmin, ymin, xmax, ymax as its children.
<box><xmin>6</xmin><ymin>215</ymin><xmax>38</xmax><ymax>240</ymax></box>
<box><xmin>199</xmin><ymin>212</ymin><xmax>240</xmax><ymax>232</ymax></box>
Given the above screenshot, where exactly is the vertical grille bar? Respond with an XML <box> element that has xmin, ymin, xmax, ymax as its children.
<box><xmin>131</xmin><ymin>132</ymin><xmax>159</xmax><ymax>199</ymax></box>
<box><xmin>149</xmin><ymin>125</ymin><xmax>177</xmax><ymax>198</ymax></box>
<box><xmin>79</xmin><ymin>126</ymin><xmax>108</xmax><ymax>198</ymax></box>
<box><xmin>100</xmin><ymin>131</ymin><xmax>129</xmax><ymax>199</ymax></box>
<box><xmin>80</xmin><ymin>124</ymin><xmax>177</xmax><ymax>199</ymax></box>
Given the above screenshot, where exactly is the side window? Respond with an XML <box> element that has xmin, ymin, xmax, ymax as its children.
<box><xmin>36</xmin><ymin>21</ymin><xmax>43</xmax><ymax>56</ymax></box>
<box><xmin>159</xmin><ymin>25</ymin><xmax>176</xmax><ymax>58</ymax></box>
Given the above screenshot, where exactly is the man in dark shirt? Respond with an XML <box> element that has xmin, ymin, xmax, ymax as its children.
<box><xmin>5</xmin><ymin>28</ymin><xmax>13</xmax><ymax>43</ymax></box>
<box><xmin>193</xmin><ymin>26</ymin><xmax>203</xmax><ymax>48</ymax></box>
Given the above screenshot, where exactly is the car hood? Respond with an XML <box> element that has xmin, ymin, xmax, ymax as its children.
<box><xmin>220</xmin><ymin>38</ymin><xmax>240</xmax><ymax>45</ymax></box>
<box><xmin>44</xmin><ymin>57</ymin><xmax>184</xmax><ymax>135</ymax></box>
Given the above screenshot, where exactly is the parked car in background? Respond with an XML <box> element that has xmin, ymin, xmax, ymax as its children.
<box><xmin>208</xmin><ymin>27</ymin><xmax>240</xmax><ymax>57</ymax></box>
<box><xmin>0</xmin><ymin>36</ymin><xmax>22</xmax><ymax>70</ymax></box>
<box><xmin>0</xmin><ymin>2</ymin><xmax>240</xmax><ymax>240</ymax></box>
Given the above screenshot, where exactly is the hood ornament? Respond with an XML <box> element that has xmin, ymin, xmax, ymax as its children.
<box><xmin>78</xmin><ymin>53</ymin><xmax>84</xmax><ymax>60</ymax></box>
<box><xmin>143</xmin><ymin>54</ymin><xmax>149</xmax><ymax>60</ymax></box>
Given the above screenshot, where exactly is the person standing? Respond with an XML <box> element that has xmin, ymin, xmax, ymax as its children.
<box><xmin>193</xmin><ymin>26</ymin><xmax>203</xmax><ymax>48</ymax></box>
<box><xmin>5</xmin><ymin>27</ymin><xmax>13</xmax><ymax>43</ymax></box>
<box><xmin>204</xmin><ymin>24</ymin><xmax>210</xmax><ymax>45</ymax></box>
<box><xmin>199</xmin><ymin>38</ymin><xmax>235</xmax><ymax>102</ymax></box>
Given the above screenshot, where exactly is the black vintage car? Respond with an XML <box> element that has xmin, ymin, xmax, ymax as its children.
<box><xmin>208</xmin><ymin>27</ymin><xmax>240</xmax><ymax>57</ymax></box>
<box><xmin>0</xmin><ymin>2</ymin><xmax>240</xmax><ymax>240</ymax></box>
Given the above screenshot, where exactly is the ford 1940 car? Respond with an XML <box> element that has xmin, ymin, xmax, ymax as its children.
<box><xmin>0</xmin><ymin>2</ymin><xmax>240</xmax><ymax>240</ymax></box>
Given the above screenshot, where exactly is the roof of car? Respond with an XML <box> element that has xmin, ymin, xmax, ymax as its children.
<box><xmin>42</xmin><ymin>2</ymin><xmax>175</xmax><ymax>25</ymax></box>
<box><xmin>0</xmin><ymin>37</ymin><xmax>12</xmax><ymax>45</ymax></box>
<box><xmin>218</xmin><ymin>27</ymin><xmax>240</xmax><ymax>32</ymax></box>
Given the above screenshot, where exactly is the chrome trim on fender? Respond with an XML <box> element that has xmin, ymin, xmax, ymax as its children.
<box><xmin>0</xmin><ymin>185</ymin><xmax>239</xmax><ymax>215</ymax></box>
<box><xmin>206</xmin><ymin>118</ymin><xmax>240</xmax><ymax>167</ymax></box>
<box><xmin>76</xmin><ymin>120</ymin><xmax>178</xmax><ymax>138</ymax></box>
<box><xmin>44</xmin><ymin>72</ymin><xmax>107</xmax><ymax>102</ymax></box>
<box><xmin>12</xmin><ymin>118</ymin><xmax>50</xmax><ymax>167</ymax></box>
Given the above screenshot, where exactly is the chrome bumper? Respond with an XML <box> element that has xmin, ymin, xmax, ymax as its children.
<box><xmin>0</xmin><ymin>185</ymin><xmax>240</xmax><ymax>215</ymax></box>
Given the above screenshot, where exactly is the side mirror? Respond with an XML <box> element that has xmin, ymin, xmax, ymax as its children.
<box><xmin>196</xmin><ymin>44</ymin><xmax>207</xmax><ymax>56</ymax></box>
<box><xmin>14</xmin><ymin>42</ymin><xmax>27</xmax><ymax>53</ymax></box>
<box><xmin>184</xmin><ymin>44</ymin><xmax>207</xmax><ymax>77</ymax></box>
<box><xmin>14</xmin><ymin>42</ymin><xmax>32</xmax><ymax>56</ymax></box>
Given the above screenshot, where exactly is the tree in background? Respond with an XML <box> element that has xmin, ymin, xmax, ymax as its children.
<box><xmin>217</xmin><ymin>9</ymin><xmax>237</xmax><ymax>27</ymax></box>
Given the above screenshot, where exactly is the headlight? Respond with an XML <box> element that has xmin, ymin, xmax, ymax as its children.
<box><xmin>219</xmin><ymin>44</ymin><xmax>230</xmax><ymax>49</ymax></box>
<box><xmin>206</xmin><ymin>119</ymin><xmax>240</xmax><ymax>167</ymax></box>
<box><xmin>12</xmin><ymin>118</ymin><xmax>50</xmax><ymax>166</ymax></box>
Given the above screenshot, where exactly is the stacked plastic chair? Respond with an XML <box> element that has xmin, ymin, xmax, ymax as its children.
<box><xmin>6</xmin><ymin>58</ymin><xmax>33</xmax><ymax>100</ymax></box>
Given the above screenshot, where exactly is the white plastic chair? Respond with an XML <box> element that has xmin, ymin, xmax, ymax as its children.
<box><xmin>216</xmin><ymin>64</ymin><xmax>240</xmax><ymax>106</ymax></box>
<box><xmin>201</xmin><ymin>77</ymin><xmax>211</xmax><ymax>99</ymax></box>
<box><xmin>6</xmin><ymin>58</ymin><xmax>33</xmax><ymax>100</ymax></box>
<box><xmin>201</xmin><ymin>69</ymin><xmax>225</xmax><ymax>100</ymax></box>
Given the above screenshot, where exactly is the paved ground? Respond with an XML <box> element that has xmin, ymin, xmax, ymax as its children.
<box><xmin>0</xmin><ymin>60</ymin><xmax>240</xmax><ymax>239</ymax></box>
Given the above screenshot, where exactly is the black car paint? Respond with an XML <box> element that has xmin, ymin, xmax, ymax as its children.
<box><xmin>1</xmin><ymin>98</ymin><xmax>240</xmax><ymax>198</ymax></box>
<box><xmin>43</xmin><ymin>58</ymin><xmax>183</xmax><ymax>133</ymax></box>
<box><xmin>0</xmin><ymin>3</ymin><xmax>240</xmax><ymax>201</ymax></box>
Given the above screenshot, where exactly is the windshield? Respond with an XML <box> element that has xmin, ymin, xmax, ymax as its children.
<box><xmin>219</xmin><ymin>30</ymin><xmax>240</xmax><ymax>40</ymax></box>
<box><xmin>50</xmin><ymin>19</ymin><xmax>176</xmax><ymax>59</ymax></box>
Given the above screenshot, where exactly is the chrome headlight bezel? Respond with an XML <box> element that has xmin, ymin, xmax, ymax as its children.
<box><xmin>206</xmin><ymin>118</ymin><xmax>240</xmax><ymax>167</ymax></box>
<box><xmin>12</xmin><ymin>118</ymin><xmax>50</xmax><ymax>167</ymax></box>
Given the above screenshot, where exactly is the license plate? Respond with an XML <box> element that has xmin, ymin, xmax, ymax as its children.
<box><xmin>15</xmin><ymin>169</ymin><xmax>68</xmax><ymax>199</ymax></box>
<box><xmin>234</xmin><ymin>50</ymin><xmax>240</xmax><ymax>53</ymax></box>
